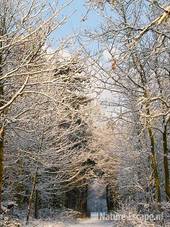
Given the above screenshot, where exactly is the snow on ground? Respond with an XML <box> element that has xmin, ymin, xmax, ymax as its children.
<box><xmin>68</xmin><ymin>219</ymin><xmax>113</xmax><ymax>227</ymax></box>
<box><xmin>22</xmin><ymin>220</ymin><xmax>65</xmax><ymax>227</ymax></box>
<box><xmin>23</xmin><ymin>219</ymin><xmax>114</xmax><ymax>227</ymax></box>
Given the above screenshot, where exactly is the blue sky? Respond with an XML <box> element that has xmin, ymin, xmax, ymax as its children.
<box><xmin>50</xmin><ymin>0</ymin><xmax>105</xmax><ymax>49</ymax></box>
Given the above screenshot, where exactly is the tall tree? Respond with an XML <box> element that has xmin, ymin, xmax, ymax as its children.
<box><xmin>84</xmin><ymin>0</ymin><xmax>170</xmax><ymax>203</ymax></box>
<box><xmin>0</xmin><ymin>0</ymin><xmax>68</xmax><ymax>211</ymax></box>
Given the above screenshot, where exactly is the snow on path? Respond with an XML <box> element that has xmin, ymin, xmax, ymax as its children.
<box><xmin>24</xmin><ymin>219</ymin><xmax>114</xmax><ymax>227</ymax></box>
<box><xmin>68</xmin><ymin>219</ymin><xmax>114</xmax><ymax>227</ymax></box>
<box><xmin>23</xmin><ymin>221</ymin><xmax>65</xmax><ymax>227</ymax></box>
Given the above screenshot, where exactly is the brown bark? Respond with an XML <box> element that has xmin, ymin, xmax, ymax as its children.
<box><xmin>26</xmin><ymin>167</ymin><xmax>38</xmax><ymax>224</ymax></box>
<box><xmin>0</xmin><ymin>20</ymin><xmax>4</xmax><ymax>211</ymax></box>
<box><xmin>131</xmin><ymin>54</ymin><xmax>161</xmax><ymax>201</ymax></box>
<box><xmin>0</xmin><ymin>127</ymin><xmax>4</xmax><ymax>212</ymax></box>
<box><xmin>155</xmin><ymin>69</ymin><xmax>170</xmax><ymax>201</ymax></box>
<box><xmin>144</xmin><ymin>90</ymin><xmax>161</xmax><ymax>202</ymax></box>
<box><xmin>163</xmin><ymin>123</ymin><xmax>170</xmax><ymax>200</ymax></box>
<box><xmin>148</xmin><ymin>126</ymin><xmax>161</xmax><ymax>202</ymax></box>
<box><xmin>34</xmin><ymin>190</ymin><xmax>39</xmax><ymax>219</ymax></box>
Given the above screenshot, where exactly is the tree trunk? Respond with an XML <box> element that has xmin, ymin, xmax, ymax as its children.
<box><xmin>106</xmin><ymin>185</ymin><xmax>112</xmax><ymax>211</ymax></box>
<box><xmin>34</xmin><ymin>190</ymin><xmax>39</xmax><ymax>219</ymax></box>
<box><xmin>26</xmin><ymin>167</ymin><xmax>38</xmax><ymax>224</ymax></box>
<box><xmin>163</xmin><ymin>124</ymin><xmax>170</xmax><ymax>200</ymax></box>
<box><xmin>148</xmin><ymin>127</ymin><xmax>161</xmax><ymax>202</ymax></box>
<box><xmin>144</xmin><ymin>89</ymin><xmax>161</xmax><ymax>203</ymax></box>
<box><xmin>0</xmin><ymin>21</ymin><xmax>4</xmax><ymax>212</ymax></box>
<box><xmin>155</xmin><ymin>68</ymin><xmax>170</xmax><ymax>201</ymax></box>
<box><xmin>0</xmin><ymin>127</ymin><xmax>4</xmax><ymax>212</ymax></box>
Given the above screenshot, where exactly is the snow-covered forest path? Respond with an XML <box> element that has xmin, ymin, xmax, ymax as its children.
<box><xmin>68</xmin><ymin>219</ymin><xmax>113</xmax><ymax>227</ymax></box>
<box><xmin>25</xmin><ymin>219</ymin><xmax>114</xmax><ymax>227</ymax></box>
